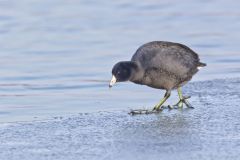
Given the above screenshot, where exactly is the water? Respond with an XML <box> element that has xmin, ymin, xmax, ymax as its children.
<box><xmin>0</xmin><ymin>0</ymin><xmax>240</xmax><ymax>122</ymax></box>
<box><xmin>0</xmin><ymin>0</ymin><xmax>240</xmax><ymax>159</ymax></box>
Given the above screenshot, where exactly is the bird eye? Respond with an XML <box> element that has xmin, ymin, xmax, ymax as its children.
<box><xmin>117</xmin><ymin>71</ymin><xmax>121</xmax><ymax>75</ymax></box>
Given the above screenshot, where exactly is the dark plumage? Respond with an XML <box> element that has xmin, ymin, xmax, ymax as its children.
<box><xmin>110</xmin><ymin>41</ymin><xmax>206</xmax><ymax>112</ymax></box>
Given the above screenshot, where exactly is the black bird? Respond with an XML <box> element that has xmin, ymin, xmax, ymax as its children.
<box><xmin>109</xmin><ymin>41</ymin><xmax>206</xmax><ymax>112</ymax></box>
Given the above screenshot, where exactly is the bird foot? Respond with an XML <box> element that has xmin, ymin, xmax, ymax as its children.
<box><xmin>129</xmin><ymin>106</ymin><xmax>169</xmax><ymax>115</ymax></box>
<box><xmin>129</xmin><ymin>109</ymin><xmax>161</xmax><ymax>115</ymax></box>
<box><xmin>152</xmin><ymin>105</ymin><xmax>164</xmax><ymax>112</ymax></box>
<box><xmin>173</xmin><ymin>96</ymin><xmax>194</xmax><ymax>109</ymax></box>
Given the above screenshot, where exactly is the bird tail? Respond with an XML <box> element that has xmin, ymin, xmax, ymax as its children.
<box><xmin>197</xmin><ymin>62</ymin><xmax>206</xmax><ymax>70</ymax></box>
<box><xmin>198</xmin><ymin>62</ymin><xmax>206</xmax><ymax>67</ymax></box>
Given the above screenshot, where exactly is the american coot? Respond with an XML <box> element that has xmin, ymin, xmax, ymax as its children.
<box><xmin>109</xmin><ymin>41</ymin><xmax>206</xmax><ymax>114</ymax></box>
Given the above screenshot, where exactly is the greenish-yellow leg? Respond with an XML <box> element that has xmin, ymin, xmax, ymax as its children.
<box><xmin>153</xmin><ymin>91</ymin><xmax>171</xmax><ymax>111</ymax></box>
<box><xmin>174</xmin><ymin>87</ymin><xmax>193</xmax><ymax>108</ymax></box>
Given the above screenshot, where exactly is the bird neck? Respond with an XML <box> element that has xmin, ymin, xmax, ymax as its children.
<box><xmin>129</xmin><ymin>61</ymin><xmax>144</xmax><ymax>83</ymax></box>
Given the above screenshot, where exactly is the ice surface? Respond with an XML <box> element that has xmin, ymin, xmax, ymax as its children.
<box><xmin>0</xmin><ymin>78</ymin><xmax>240</xmax><ymax>160</ymax></box>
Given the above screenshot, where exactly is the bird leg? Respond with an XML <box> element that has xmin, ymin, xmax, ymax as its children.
<box><xmin>173</xmin><ymin>87</ymin><xmax>193</xmax><ymax>108</ymax></box>
<box><xmin>153</xmin><ymin>90</ymin><xmax>171</xmax><ymax>111</ymax></box>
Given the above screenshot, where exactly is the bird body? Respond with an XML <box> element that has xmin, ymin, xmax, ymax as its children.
<box><xmin>109</xmin><ymin>41</ymin><xmax>206</xmax><ymax>112</ymax></box>
<box><xmin>130</xmin><ymin>41</ymin><xmax>205</xmax><ymax>90</ymax></box>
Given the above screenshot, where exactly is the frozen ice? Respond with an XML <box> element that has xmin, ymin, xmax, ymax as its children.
<box><xmin>0</xmin><ymin>78</ymin><xmax>240</xmax><ymax>160</ymax></box>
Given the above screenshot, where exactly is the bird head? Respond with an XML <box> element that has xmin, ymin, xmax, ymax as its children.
<box><xmin>109</xmin><ymin>61</ymin><xmax>138</xmax><ymax>88</ymax></box>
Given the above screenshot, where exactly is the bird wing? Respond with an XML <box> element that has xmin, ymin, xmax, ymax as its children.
<box><xmin>131</xmin><ymin>41</ymin><xmax>200</xmax><ymax>79</ymax></box>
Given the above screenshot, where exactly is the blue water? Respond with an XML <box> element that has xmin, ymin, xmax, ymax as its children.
<box><xmin>0</xmin><ymin>0</ymin><xmax>240</xmax><ymax>123</ymax></box>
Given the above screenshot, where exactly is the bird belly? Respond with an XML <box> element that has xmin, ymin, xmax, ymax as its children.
<box><xmin>142</xmin><ymin>70</ymin><xmax>178</xmax><ymax>90</ymax></box>
<box><xmin>147</xmin><ymin>77</ymin><xmax>177</xmax><ymax>90</ymax></box>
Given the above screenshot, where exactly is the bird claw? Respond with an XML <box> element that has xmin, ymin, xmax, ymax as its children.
<box><xmin>129</xmin><ymin>107</ymin><xmax>166</xmax><ymax>115</ymax></box>
<box><xmin>173</xmin><ymin>96</ymin><xmax>194</xmax><ymax>109</ymax></box>
<box><xmin>167</xmin><ymin>105</ymin><xmax>174</xmax><ymax>109</ymax></box>
<box><xmin>183</xmin><ymin>95</ymin><xmax>191</xmax><ymax>99</ymax></box>
<box><xmin>129</xmin><ymin>105</ymin><xmax>175</xmax><ymax>115</ymax></box>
